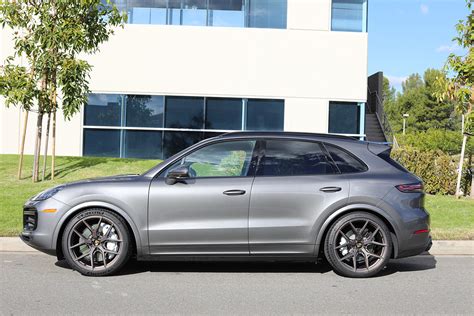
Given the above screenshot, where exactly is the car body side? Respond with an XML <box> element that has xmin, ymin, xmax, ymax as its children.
<box><xmin>20</xmin><ymin>133</ymin><xmax>431</xmax><ymax>261</ymax></box>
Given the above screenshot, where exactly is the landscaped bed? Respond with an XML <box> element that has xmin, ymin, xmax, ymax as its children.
<box><xmin>1</xmin><ymin>154</ymin><xmax>473</xmax><ymax>239</ymax></box>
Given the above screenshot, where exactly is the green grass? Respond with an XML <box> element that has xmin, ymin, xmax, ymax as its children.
<box><xmin>0</xmin><ymin>154</ymin><xmax>473</xmax><ymax>239</ymax></box>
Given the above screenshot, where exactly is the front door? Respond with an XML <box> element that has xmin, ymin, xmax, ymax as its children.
<box><xmin>148</xmin><ymin>139</ymin><xmax>257</xmax><ymax>255</ymax></box>
<box><xmin>249</xmin><ymin>139</ymin><xmax>349</xmax><ymax>255</ymax></box>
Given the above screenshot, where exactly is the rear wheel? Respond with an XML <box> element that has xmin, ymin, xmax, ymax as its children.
<box><xmin>62</xmin><ymin>208</ymin><xmax>132</xmax><ymax>276</ymax></box>
<box><xmin>324</xmin><ymin>212</ymin><xmax>392</xmax><ymax>278</ymax></box>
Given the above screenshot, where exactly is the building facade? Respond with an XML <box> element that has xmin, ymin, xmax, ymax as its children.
<box><xmin>0</xmin><ymin>0</ymin><xmax>368</xmax><ymax>159</ymax></box>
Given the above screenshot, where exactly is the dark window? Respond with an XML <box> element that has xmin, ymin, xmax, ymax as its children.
<box><xmin>126</xmin><ymin>95</ymin><xmax>164</xmax><ymax>128</ymax></box>
<box><xmin>83</xmin><ymin>129</ymin><xmax>120</xmax><ymax>157</ymax></box>
<box><xmin>165</xmin><ymin>96</ymin><xmax>204</xmax><ymax>129</ymax></box>
<box><xmin>249</xmin><ymin>0</ymin><xmax>287</xmax><ymax>29</ymax></box>
<box><xmin>205</xmin><ymin>98</ymin><xmax>242</xmax><ymax>130</ymax></box>
<box><xmin>246</xmin><ymin>99</ymin><xmax>284</xmax><ymax>131</ymax></box>
<box><xmin>329</xmin><ymin>102</ymin><xmax>360</xmax><ymax>134</ymax></box>
<box><xmin>124</xmin><ymin>130</ymin><xmax>163</xmax><ymax>159</ymax></box>
<box><xmin>163</xmin><ymin>131</ymin><xmax>203</xmax><ymax>158</ymax></box>
<box><xmin>331</xmin><ymin>0</ymin><xmax>367</xmax><ymax>32</ymax></box>
<box><xmin>84</xmin><ymin>94</ymin><xmax>122</xmax><ymax>127</ymax></box>
<box><xmin>258</xmin><ymin>140</ymin><xmax>336</xmax><ymax>176</ymax></box>
<box><xmin>325</xmin><ymin>144</ymin><xmax>367</xmax><ymax>173</ymax></box>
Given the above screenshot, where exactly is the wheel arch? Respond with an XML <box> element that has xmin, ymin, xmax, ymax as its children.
<box><xmin>53</xmin><ymin>201</ymin><xmax>143</xmax><ymax>260</ymax></box>
<box><xmin>314</xmin><ymin>204</ymin><xmax>400</xmax><ymax>259</ymax></box>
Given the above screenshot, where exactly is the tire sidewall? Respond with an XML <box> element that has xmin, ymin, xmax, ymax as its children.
<box><xmin>324</xmin><ymin>212</ymin><xmax>393</xmax><ymax>278</ymax></box>
<box><xmin>61</xmin><ymin>208</ymin><xmax>131</xmax><ymax>276</ymax></box>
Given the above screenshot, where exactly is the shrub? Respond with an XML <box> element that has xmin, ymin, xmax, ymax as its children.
<box><xmin>395</xmin><ymin>129</ymin><xmax>473</xmax><ymax>155</ymax></box>
<box><xmin>391</xmin><ymin>147</ymin><xmax>457</xmax><ymax>195</ymax></box>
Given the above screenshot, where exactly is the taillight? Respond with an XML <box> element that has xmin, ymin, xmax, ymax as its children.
<box><xmin>396</xmin><ymin>183</ymin><xmax>424</xmax><ymax>193</ymax></box>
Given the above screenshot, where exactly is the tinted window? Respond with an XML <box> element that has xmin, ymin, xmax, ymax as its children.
<box><xmin>259</xmin><ymin>140</ymin><xmax>335</xmax><ymax>176</ymax></box>
<box><xmin>205</xmin><ymin>98</ymin><xmax>242</xmax><ymax>130</ymax></box>
<box><xmin>329</xmin><ymin>102</ymin><xmax>360</xmax><ymax>134</ymax></box>
<box><xmin>325</xmin><ymin>144</ymin><xmax>367</xmax><ymax>173</ymax></box>
<box><xmin>84</xmin><ymin>94</ymin><xmax>122</xmax><ymax>126</ymax></box>
<box><xmin>126</xmin><ymin>95</ymin><xmax>164</xmax><ymax>128</ymax></box>
<box><xmin>83</xmin><ymin>129</ymin><xmax>120</xmax><ymax>157</ymax></box>
<box><xmin>124</xmin><ymin>130</ymin><xmax>163</xmax><ymax>159</ymax></box>
<box><xmin>331</xmin><ymin>0</ymin><xmax>368</xmax><ymax>32</ymax></box>
<box><xmin>169</xmin><ymin>140</ymin><xmax>256</xmax><ymax>177</ymax></box>
<box><xmin>249</xmin><ymin>0</ymin><xmax>287</xmax><ymax>29</ymax></box>
<box><xmin>163</xmin><ymin>131</ymin><xmax>203</xmax><ymax>158</ymax></box>
<box><xmin>246</xmin><ymin>99</ymin><xmax>284</xmax><ymax>131</ymax></box>
<box><xmin>165</xmin><ymin>96</ymin><xmax>204</xmax><ymax>129</ymax></box>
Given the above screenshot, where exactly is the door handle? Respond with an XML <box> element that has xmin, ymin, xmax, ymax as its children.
<box><xmin>223</xmin><ymin>189</ymin><xmax>246</xmax><ymax>196</ymax></box>
<box><xmin>320</xmin><ymin>186</ymin><xmax>342</xmax><ymax>193</ymax></box>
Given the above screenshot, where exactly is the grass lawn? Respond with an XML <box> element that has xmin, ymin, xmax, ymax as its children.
<box><xmin>1</xmin><ymin>154</ymin><xmax>473</xmax><ymax>239</ymax></box>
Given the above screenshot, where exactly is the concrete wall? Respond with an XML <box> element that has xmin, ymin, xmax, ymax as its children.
<box><xmin>0</xmin><ymin>3</ymin><xmax>368</xmax><ymax>157</ymax></box>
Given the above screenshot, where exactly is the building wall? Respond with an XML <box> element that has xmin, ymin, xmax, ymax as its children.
<box><xmin>0</xmin><ymin>0</ymin><xmax>368</xmax><ymax>157</ymax></box>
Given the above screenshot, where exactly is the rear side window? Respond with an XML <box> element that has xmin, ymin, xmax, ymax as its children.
<box><xmin>325</xmin><ymin>144</ymin><xmax>368</xmax><ymax>173</ymax></box>
<box><xmin>258</xmin><ymin>140</ymin><xmax>336</xmax><ymax>176</ymax></box>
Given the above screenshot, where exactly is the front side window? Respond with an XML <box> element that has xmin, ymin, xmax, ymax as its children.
<box><xmin>168</xmin><ymin>140</ymin><xmax>256</xmax><ymax>178</ymax></box>
<box><xmin>325</xmin><ymin>144</ymin><xmax>367</xmax><ymax>173</ymax></box>
<box><xmin>331</xmin><ymin>0</ymin><xmax>368</xmax><ymax>32</ymax></box>
<box><xmin>258</xmin><ymin>140</ymin><xmax>336</xmax><ymax>176</ymax></box>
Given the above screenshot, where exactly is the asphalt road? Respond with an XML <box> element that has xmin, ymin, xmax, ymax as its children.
<box><xmin>1</xmin><ymin>253</ymin><xmax>473</xmax><ymax>315</ymax></box>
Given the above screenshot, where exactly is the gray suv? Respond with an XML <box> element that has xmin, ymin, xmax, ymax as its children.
<box><xmin>21</xmin><ymin>132</ymin><xmax>431</xmax><ymax>278</ymax></box>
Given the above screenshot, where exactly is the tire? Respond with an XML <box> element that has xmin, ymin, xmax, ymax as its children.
<box><xmin>324</xmin><ymin>212</ymin><xmax>392</xmax><ymax>278</ymax></box>
<box><xmin>61</xmin><ymin>208</ymin><xmax>132</xmax><ymax>276</ymax></box>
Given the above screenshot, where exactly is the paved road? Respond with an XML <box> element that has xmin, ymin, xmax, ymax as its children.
<box><xmin>1</xmin><ymin>253</ymin><xmax>473</xmax><ymax>315</ymax></box>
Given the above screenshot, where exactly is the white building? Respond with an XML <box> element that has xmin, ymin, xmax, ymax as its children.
<box><xmin>0</xmin><ymin>0</ymin><xmax>369</xmax><ymax>159</ymax></box>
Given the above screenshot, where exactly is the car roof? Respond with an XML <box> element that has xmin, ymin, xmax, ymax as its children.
<box><xmin>217</xmin><ymin>131</ymin><xmax>363</xmax><ymax>142</ymax></box>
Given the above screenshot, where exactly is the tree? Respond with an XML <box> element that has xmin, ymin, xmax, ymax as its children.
<box><xmin>0</xmin><ymin>0</ymin><xmax>126</xmax><ymax>181</ymax></box>
<box><xmin>435</xmin><ymin>0</ymin><xmax>473</xmax><ymax>197</ymax></box>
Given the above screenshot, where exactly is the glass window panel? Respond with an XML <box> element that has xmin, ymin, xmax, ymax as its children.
<box><xmin>259</xmin><ymin>140</ymin><xmax>336</xmax><ymax>176</ymax></box>
<box><xmin>331</xmin><ymin>0</ymin><xmax>367</xmax><ymax>32</ymax></box>
<box><xmin>168</xmin><ymin>0</ymin><xmax>182</xmax><ymax>24</ymax></box>
<box><xmin>246</xmin><ymin>99</ymin><xmax>284</xmax><ymax>131</ymax></box>
<box><xmin>83</xmin><ymin>129</ymin><xmax>120</xmax><ymax>157</ymax></box>
<box><xmin>209</xmin><ymin>0</ymin><xmax>244</xmax><ymax>27</ymax></box>
<box><xmin>328</xmin><ymin>102</ymin><xmax>360</xmax><ymax>134</ymax></box>
<box><xmin>84</xmin><ymin>94</ymin><xmax>122</xmax><ymax>127</ymax></box>
<box><xmin>173</xmin><ymin>140</ymin><xmax>256</xmax><ymax>177</ymax></box>
<box><xmin>165</xmin><ymin>96</ymin><xmax>204</xmax><ymax>129</ymax></box>
<box><xmin>249</xmin><ymin>0</ymin><xmax>287</xmax><ymax>29</ymax></box>
<box><xmin>126</xmin><ymin>0</ymin><xmax>167</xmax><ymax>24</ymax></box>
<box><xmin>205</xmin><ymin>98</ymin><xmax>242</xmax><ymax>130</ymax></box>
<box><xmin>126</xmin><ymin>95</ymin><xmax>164</xmax><ymax>127</ymax></box>
<box><xmin>163</xmin><ymin>131</ymin><xmax>203</xmax><ymax>158</ymax></box>
<box><xmin>325</xmin><ymin>144</ymin><xmax>367</xmax><ymax>173</ymax></box>
<box><xmin>182</xmin><ymin>0</ymin><xmax>207</xmax><ymax>26</ymax></box>
<box><xmin>124</xmin><ymin>130</ymin><xmax>163</xmax><ymax>159</ymax></box>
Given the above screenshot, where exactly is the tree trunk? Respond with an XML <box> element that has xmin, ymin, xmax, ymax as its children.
<box><xmin>41</xmin><ymin>112</ymin><xmax>51</xmax><ymax>181</ymax></box>
<box><xmin>32</xmin><ymin>111</ymin><xmax>43</xmax><ymax>182</ymax></box>
<box><xmin>455</xmin><ymin>134</ymin><xmax>468</xmax><ymax>197</ymax></box>
<box><xmin>51</xmin><ymin>109</ymin><xmax>56</xmax><ymax>180</ymax></box>
<box><xmin>17</xmin><ymin>110</ymin><xmax>29</xmax><ymax>180</ymax></box>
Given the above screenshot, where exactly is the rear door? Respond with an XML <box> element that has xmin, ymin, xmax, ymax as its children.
<box><xmin>249</xmin><ymin>139</ymin><xmax>349</xmax><ymax>255</ymax></box>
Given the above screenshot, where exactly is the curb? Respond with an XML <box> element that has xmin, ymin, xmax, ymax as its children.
<box><xmin>1</xmin><ymin>237</ymin><xmax>473</xmax><ymax>255</ymax></box>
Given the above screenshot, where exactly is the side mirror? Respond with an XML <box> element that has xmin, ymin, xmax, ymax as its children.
<box><xmin>165</xmin><ymin>166</ymin><xmax>190</xmax><ymax>185</ymax></box>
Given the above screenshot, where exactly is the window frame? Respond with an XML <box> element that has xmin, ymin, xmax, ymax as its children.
<box><xmin>254</xmin><ymin>138</ymin><xmax>340</xmax><ymax>178</ymax></box>
<box><xmin>156</xmin><ymin>138</ymin><xmax>262</xmax><ymax>180</ymax></box>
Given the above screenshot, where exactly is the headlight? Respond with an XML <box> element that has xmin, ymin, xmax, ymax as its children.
<box><xmin>32</xmin><ymin>185</ymin><xmax>64</xmax><ymax>201</ymax></box>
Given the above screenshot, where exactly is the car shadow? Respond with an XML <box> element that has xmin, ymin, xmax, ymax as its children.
<box><xmin>55</xmin><ymin>253</ymin><xmax>437</xmax><ymax>277</ymax></box>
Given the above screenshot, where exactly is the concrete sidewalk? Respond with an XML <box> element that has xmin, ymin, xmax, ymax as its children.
<box><xmin>1</xmin><ymin>237</ymin><xmax>473</xmax><ymax>255</ymax></box>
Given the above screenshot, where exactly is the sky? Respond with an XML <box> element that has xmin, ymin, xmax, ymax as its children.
<box><xmin>368</xmin><ymin>0</ymin><xmax>471</xmax><ymax>90</ymax></box>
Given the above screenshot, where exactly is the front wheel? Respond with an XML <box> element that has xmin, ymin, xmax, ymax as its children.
<box><xmin>324</xmin><ymin>212</ymin><xmax>392</xmax><ymax>278</ymax></box>
<box><xmin>62</xmin><ymin>208</ymin><xmax>132</xmax><ymax>276</ymax></box>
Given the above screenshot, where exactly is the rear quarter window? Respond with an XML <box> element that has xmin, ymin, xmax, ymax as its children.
<box><xmin>325</xmin><ymin>144</ymin><xmax>368</xmax><ymax>173</ymax></box>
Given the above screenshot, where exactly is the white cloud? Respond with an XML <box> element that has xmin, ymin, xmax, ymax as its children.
<box><xmin>436</xmin><ymin>43</ymin><xmax>461</xmax><ymax>53</ymax></box>
<box><xmin>420</xmin><ymin>4</ymin><xmax>429</xmax><ymax>15</ymax></box>
<box><xmin>386</xmin><ymin>75</ymin><xmax>408</xmax><ymax>86</ymax></box>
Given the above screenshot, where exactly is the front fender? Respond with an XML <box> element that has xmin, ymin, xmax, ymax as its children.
<box><xmin>52</xmin><ymin>201</ymin><xmax>146</xmax><ymax>257</ymax></box>
<box><xmin>312</xmin><ymin>203</ymin><xmax>401</xmax><ymax>257</ymax></box>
